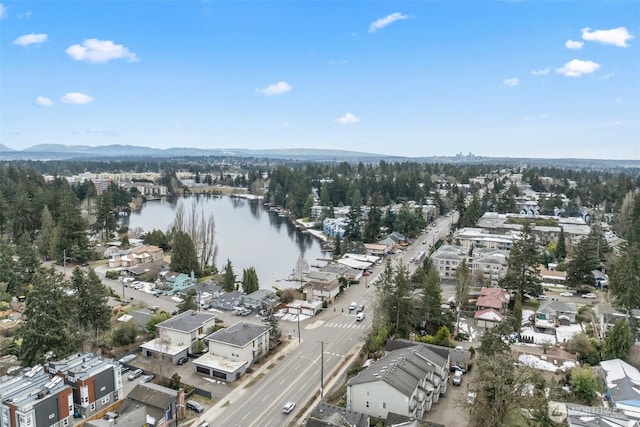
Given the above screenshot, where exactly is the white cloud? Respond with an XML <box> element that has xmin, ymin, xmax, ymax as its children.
<box><xmin>12</xmin><ymin>33</ymin><xmax>48</xmax><ymax>46</ymax></box>
<box><xmin>335</xmin><ymin>113</ymin><xmax>360</xmax><ymax>125</ymax></box>
<box><xmin>17</xmin><ymin>10</ymin><xmax>31</xmax><ymax>18</ymax></box>
<box><xmin>61</xmin><ymin>92</ymin><xmax>94</xmax><ymax>105</ymax></box>
<box><xmin>0</xmin><ymin>3</ymin><xmax>6</xmax><ymax>19</ymax></box>
<box><xmin>556</xmin><ymin>59</ymin><xmax>600</xmax><ymax>77</ymax></box>
<box><xmin>258</xmin><ymin>81</ymin><xmax>291</xmax><ymax>96</ymax></box>
<box><xmin>369</xmin><ymin>12</ymin><xmax>409</xmax><ymax>33</ymax></box>
<box><xmin>531</xmin><ymin>68</ymin><xmax>550</xmax><ymax>76</ymax></box>
<box><xmin>503</xmin><ymin>78</ymin><xmax>519</xmax><ymax>87</ymax></box>
<box><xmin>66</xmin><ymin>38</ymin><xmax>138</xmax><ymax>63</ymax></box>
<box><xmin>34</xmin><ymin>96</ymin><xmax>53</xmax><ymax>107</ymax></box>
<box><xmin>582</xmin><ymin>27</ymin><xmax>634</xmax><ymax>47</ymax></box>
<box><xmin>565</xmin><ymin>39</ymin><xmax>583</xmax><ymax>50</ymax></box>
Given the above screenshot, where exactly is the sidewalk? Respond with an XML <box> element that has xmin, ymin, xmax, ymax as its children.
<box><xmin>189</xmin><ymin>338</ymin><xmax>302</xmax><ymax>426</ymax></box>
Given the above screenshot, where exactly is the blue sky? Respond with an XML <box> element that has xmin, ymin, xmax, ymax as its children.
<box><xmin>1</xmin><ymin>1</ymin><xmax>638</xmax><ymax>159</ymax></box>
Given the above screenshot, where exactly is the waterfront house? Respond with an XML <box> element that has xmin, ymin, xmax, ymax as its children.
<box><xmin>243</xmin><ymin>289</ymin><xmax>279</xmax><ymax>311</ymax></box>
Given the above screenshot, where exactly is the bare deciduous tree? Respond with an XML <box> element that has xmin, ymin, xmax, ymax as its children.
<box><xmin>172</xmin><ymin>200</ymin><xmax>218</xmax><ymax>271</ymax></box>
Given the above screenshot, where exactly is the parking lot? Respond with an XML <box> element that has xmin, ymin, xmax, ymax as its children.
<box><xmin>426</xmin><ymin>367</ymin><xmax>475</xmax><ymax>426</ymax></box>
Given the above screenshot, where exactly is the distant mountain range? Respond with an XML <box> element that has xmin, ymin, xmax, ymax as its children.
<box><xmin>0</xmin><ymin>143</ymin><xmax>638</xmax><ymax>170</ymax></box>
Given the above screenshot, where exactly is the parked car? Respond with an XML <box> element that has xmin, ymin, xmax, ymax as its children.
<box><xmin>127</xmin><ymin>369</ymin><xmax>143</xmax><ymax>381</ymax></box>
<box><xmin>140</xmin><ymin>374</ymin><xmax>154</xmax><ymax>383</ymax></box>
<box><xmin>177</xmin><ymin>357</ymin><xmax>189</xmax><ymax>365</ymax></box>
<box><xmin>582</xmin><ymin>293</ymin><xmax>597</xmax><ymax>299</ymax></box>
<box><xmin>452</xmin><ymin>370</ymin><xmax>463</xmax><ymax>386</ymax></box>
<box><xmin>537</xmin><ymin>295</ymin><xmax>549</xmax><ymax>301</ymax></box>
<box><xmin>450</xmin><ymin>365</ymin><xmax>466</xmax><ymax>373</ymax></box>
<box><xmin>240</xmin><ymin>308</ymin><xmax>252</xmax><ymax>316</ymax></box>
<box><xmin>282</xmin><ymin>401</ymin><xmax>296</xmax><ymax>414</ymax></box>
<box><xmin>186</xmin><ymin>400</ymin><xmax>204</xmax><ymax>413</ymax></box>
<box><xmin>560</xmin><ymin>291</ymin><xmax>574</xmax><ymax>297</ymax></box>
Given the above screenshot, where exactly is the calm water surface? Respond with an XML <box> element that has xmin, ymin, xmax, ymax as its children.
<box><xmin>119</xmin><ymin>196</ymin><xmax>325</xmax><ymax>290</ymax></box>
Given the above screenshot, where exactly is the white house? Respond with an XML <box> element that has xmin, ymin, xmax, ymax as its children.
<box><xmin>347</xmin><ymin>345</ymin><xmax>449</xmax><ymax>419</ymax></box>
<box><xmin>195</xmin><ymin>322</ymin><xmax>270</xmax><ymax>382</ymax></box>
<box><xmin>140</xmin><ymin>311</ymin><xmax>218</xmax><ymax>363</ymax></box>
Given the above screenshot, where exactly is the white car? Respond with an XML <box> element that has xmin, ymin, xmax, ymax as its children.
<box><xmin>452</xmin><ymin>370</ymin><xmax>463</xmax><ymax>386</ymax></box>
<box><xmin>349</xmin><ymin>302</ymin><xmax>357</xmax><ymax>311</ymax></box>
<box><xmin>282</xmin><ymin>401</ymin><xmax>296</xmax><ymax>414</ymax></box>
<box><xmin>560</xmin><ymin>291</ymin><xmax>574</xmax><ymax>297</ymax></box>
<box><xmin>582</xmin><ymin>293</ymin><xmax>597</xmax><ymax>299</ymax></box>
<box><xmin>537</xmin><ymin>295</ymin><xmax>549</xmax><ymax>301</ymax></box>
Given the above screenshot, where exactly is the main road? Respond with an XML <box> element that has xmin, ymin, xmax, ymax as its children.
<box><xmin>205</xmin><ymin>212</ymin><xmax>457</xmax><ymax>426</ymax></box>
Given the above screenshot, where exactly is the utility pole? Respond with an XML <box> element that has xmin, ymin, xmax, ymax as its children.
<box><xmin>297</xmin><ymin>307</ymin><xmax>301</xmax><ymax>343</ymax></box>
<box><xmin>320</xmin><ymin>340</ymin><xmax>324</xmax><ymax>399</ymax></box>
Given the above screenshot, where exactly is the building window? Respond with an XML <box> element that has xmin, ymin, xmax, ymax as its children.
<box><xmin>90</xmin><ymin>403</ymin><xmax>96</xmax><ymax>411</ymax></box>
<box><xmin>101</xmin><ymin>395</ymin><xmax>110</xmax><ymax>405</ymax></box>
<box><xmin>382</xmin><ymin>402</ymin><xmax>386</xmax><ymax>409</ymax></box>
<box><xmin>63</xmin><ymin>420</ymin><xmax>69</xmax><ymax>426</ymax></box>
<box><xmin>366</xmin><ymin>401</ymin><xmax>369</xmax><ymax>408</ymax></box>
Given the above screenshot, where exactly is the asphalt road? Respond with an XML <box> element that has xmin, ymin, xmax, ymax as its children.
<box><xmin>202</xmin><ymin>212</ymin><xmax>458</xmax><ymax>426</ymax></box>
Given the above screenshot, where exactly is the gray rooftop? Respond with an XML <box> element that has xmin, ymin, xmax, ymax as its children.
<box><xmin>206</xmin><ymin>322</ymin><xmax>270</xmax><ymax>348</ymax></box>
<box><xmin>307</xmin><ymin>402</ymin><xmax>368</xmax><ymax>427</ymax></box>
<box><xmin>537</xmin><ymin>300</ymin><xmax>577</xmax><ymax>315</ymax></box>
<box><xmin>157</xmin><ymin>310</ymin><xmax>217</xmax><ymax>333</ymax></box>
<box><xmin>127</xmin><ymin>382</ymin><xmax>177</xmax><ymax>410</ymax></box>
<box><xmin>348</xmin><ymin>345</ymin><xmax>447</xmax><ymax>398</ymax></box>
<box><xmin>47</xmin><ymin>352</ymin><xmax>115</xmax><ymax>381</ymax></box>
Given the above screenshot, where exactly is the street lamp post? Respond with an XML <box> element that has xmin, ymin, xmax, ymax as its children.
<box><xmin>297</xmin><ymin>307</ymin><xmax>301</xmax><ymax>343</ymax></box>
<box><xmin>320</xmin><ymin>340</ymin><xmax>324</xmax><ymax>399</ymax></box>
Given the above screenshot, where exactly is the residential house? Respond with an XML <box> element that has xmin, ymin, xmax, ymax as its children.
<box><xmin>93</xmin><ymin>244</ymin><xmax>122</xmax><ymax>260</ymax></box>
<box><xmin>46</xmin><ymin>352</ymin><xmax>123</xmax><ymax>418</ymax></box>
<box><xmin>304</xmin><ymin>280</ymin><xmax>341</xmax><ymax>303</ymax></box>
<box><xmin>157</xmin><ymin>271</ymin><xmax>195</xmax><ymax>294</ymax></box>
<box><xmin>600</xmin><ymin>359</ymin><xmax>640</xmax><ymax>420</ymax></box>
<box><xmin>386</xmin><ymin>340</ymin><xmax>470</xmax><ymax>372</ymax></box>
<box><xmin>320</xmin><ymin>264</ymin><xmax>359</xmax><ymax>281</ymax></box>
<box><xmin>85</xmin><ymin>406</ymin><xmax>148</xmax><ymax>427</ymax></box>
<box><xmin>108</xmin><ymin>245</ymin><xmax>164</xmax><ymax>268</ymax></box>
<box><xmin>323</xmin><ymin>218</ymin><xmax>347</xmax><ymax>238</ymax></box>
<box><xmin>535</xmin><ymin>301</ymin><xmax>577</xmax><ymax>334</ymax></box>
<box><xmin>115</xmin><ymin>382</ymin><xmax>185</xmax><ymax>427</ymax></box>
<box><xmin>209</xmin><ymin>291</ymin><xmax>244</xmax><ymax>311</ymax></box>
<box><xmin>141</xmin><ymin>311</ymin><xmax>218</xmax><ymax>363</ymax></box>
<box><xmin>347</xmin><ymin>345</ymin><xmax>449</xmax><ymax>419</ymax></box>
<box><xmin>566</xmin><ymin>403</ymin><xmax>638</xmax><ymax>427</ymax></box>
<box><xmin>538</xmin><ymin>265</ymin><xmax>567</xmax><ymax>286</ymax></box>
<box><xmin>364</xmin><ymin>243</ymin><xmax>392</xmax><ymax>257</ymax></box>
<box><xmin>196</xmin><ymin>322</ymin><xmax>270</xmax><ymax>382</ymax></box>
<box><xmin>0</xmin><ymin>366</ymin><xmax>74</xmax><ymax>427</ymax></box>
<box><xmin>475</xmin><ymin>287</ymin><xmax>510</xmax><ymax>312</ymax></box>
<box><xmin>594</xmin><ymin>303</ymin><xmax>640</xmax><ymax>339</ymax></box>
<box><xmin>305</xmin><ymin>402</ymin><xmax>369</xmax><ymax>427</ymax></box>
<box><xmin>243</xmin><ymin>289</ymin><xmax>279</xmax><ymax>311</ymax></box>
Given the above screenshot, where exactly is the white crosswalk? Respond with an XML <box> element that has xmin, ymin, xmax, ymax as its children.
<box><xmin>324</xmin><ymin>320</ymin><xmax>367</xmax><ymax>329</ymax></box>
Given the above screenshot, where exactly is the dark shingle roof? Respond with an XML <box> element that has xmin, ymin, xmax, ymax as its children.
<box><xmin>157</xmin><ymin>310</ymin><xmax>216</xmax><ymax>333</ymax></box>
<box><xmin>127</xmin><ymin>382</ymin><xmax>177</xmax><ymax>410</ymax></box>
<box><xmin>206</xmin><ymin>322</ymin><xmax>270</xmax><ymax>347</ymax></box>
<box><xmin>385</xmin><ymin>412</ymin><xmax>445</xmax><ymax>427</ymax></box>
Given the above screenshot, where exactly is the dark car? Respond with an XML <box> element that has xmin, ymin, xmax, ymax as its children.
<box><xmin>177</xmin><ymin>357</ymin><xmax>189</xmax><ymax>365</ymax></box>
<box><xmin>450</xmin><ymin>365</ymin><xmax>467</xmax><ymax>373</ymax></box>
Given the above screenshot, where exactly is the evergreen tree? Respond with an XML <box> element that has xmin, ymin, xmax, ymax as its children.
<box><xmin>421</xmin><ymin>268</ymin><xmax>445</xmax><ymax>333</ymax></box>
<box><xmin>93</xmin><ymin>190</ymin><xmax>117</xmax><ymax>241</ymax></box>
<box><xmin>74</xmin><ymin>268</ymin><xmax>111</xmax><ymax>337</ymax></box>
<box><xmin>333</xmin><ymin>235</ymin><xmax>342</xmax><ymax>258</ymax></box>
<box><xmin>242</xmin><ymin>267</ymin><xmax>259</xmax><ymax>294</ymax></box>
<box><xmin>19</xmin><ymin>271</ymin><xmax>77</xmax><ymax>366</ymax></box>
<box><xmin>565</xmin><ymin>236</ymin><xmax>599</xmax><ymax>289</ymax></box>
<box><xmin>363</xmin><ymin>205</ymin><xmax>382</xmax><ymax>243</ymax></box>
<box><xmin>38</xmin><ymin>206</ymin><xmax>55</xmax><ymax>259</ymax></box>
<box><xmin>170</xmin><ymin>231</ymin><xmax>200</xmax><ymax>276</ymax></box>
<box><xmin>376</xmin><ymin>260</ymin><xmax>413</xmax><ymax>337</ymax></box>
<box><xmin>222</xmin><ymin>259</ymin><xmax>236</xmax><ymax>292</ymax></box>
<box><xmin>177</xmin><ymin>289</ymin><xmax>198</xmax><ymax>313</ymax></box>
<box><xmin>499</xmin><ymin>224</ymin><xmax>542</xmax><ymax>297</ymax></box>
<box><xmin>602</xmin><ymin>320</ymin><xmax>634</xmax><ymax>361</ymax></box>
<box><xmin>556</xmin><ymin>227</ymin><xmax>567</xmax><ymax>260</ymax></box>
<box><xmin>609</xmin><ymin>244</ymin><xmax>640</xmax><ymax>316</ymax></box>
<box><xmin>15</xmin><ymin>234</ymin><xmax>40</xmax><ymax>294</ymax></box>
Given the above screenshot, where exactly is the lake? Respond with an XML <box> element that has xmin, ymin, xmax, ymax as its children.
<box><xmin>119</xmin><ymin>195</ymin><xmax>325</xmax><ymax>290</ymax></box>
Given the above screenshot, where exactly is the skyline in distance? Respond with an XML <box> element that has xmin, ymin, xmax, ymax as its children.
<box><xmin>1</xmin><ymin>1</ymin><xmax>638</xmax><ymax>160</ymax></box>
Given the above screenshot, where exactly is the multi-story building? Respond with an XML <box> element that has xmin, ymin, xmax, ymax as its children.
<box><xmin>141</xmin><ymin>310</ymin><xmax>218</xmax><ymax>363</ymax></box>
<box><xmin>453</xmin><ymin>227</ymin><xmax>515</xmax><ymax>251</ymax></box>
<box><xmin>471</xmin><ymin>248</ymin><xmax>509</xmax><ymax>286</ymax></box>
<box><xmin>431</xmin><ymin>245</ymin><xmax>469</xmax><ymax>281</ymax></box>
<box><xmin>0</xmin><ymin>366</ymin><xmax>74</xmax><ymax>427</ymax></box>
<box><xmin>46</xmin><ymin>352</ymin><xmax>123</xmax><ymax>419</ymax></box>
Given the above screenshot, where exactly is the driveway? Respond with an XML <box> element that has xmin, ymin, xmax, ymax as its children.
<box><xmin>427</xmin><ymin>367</ymin><xmax>475</xmax><ymax>426</ymax></box>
